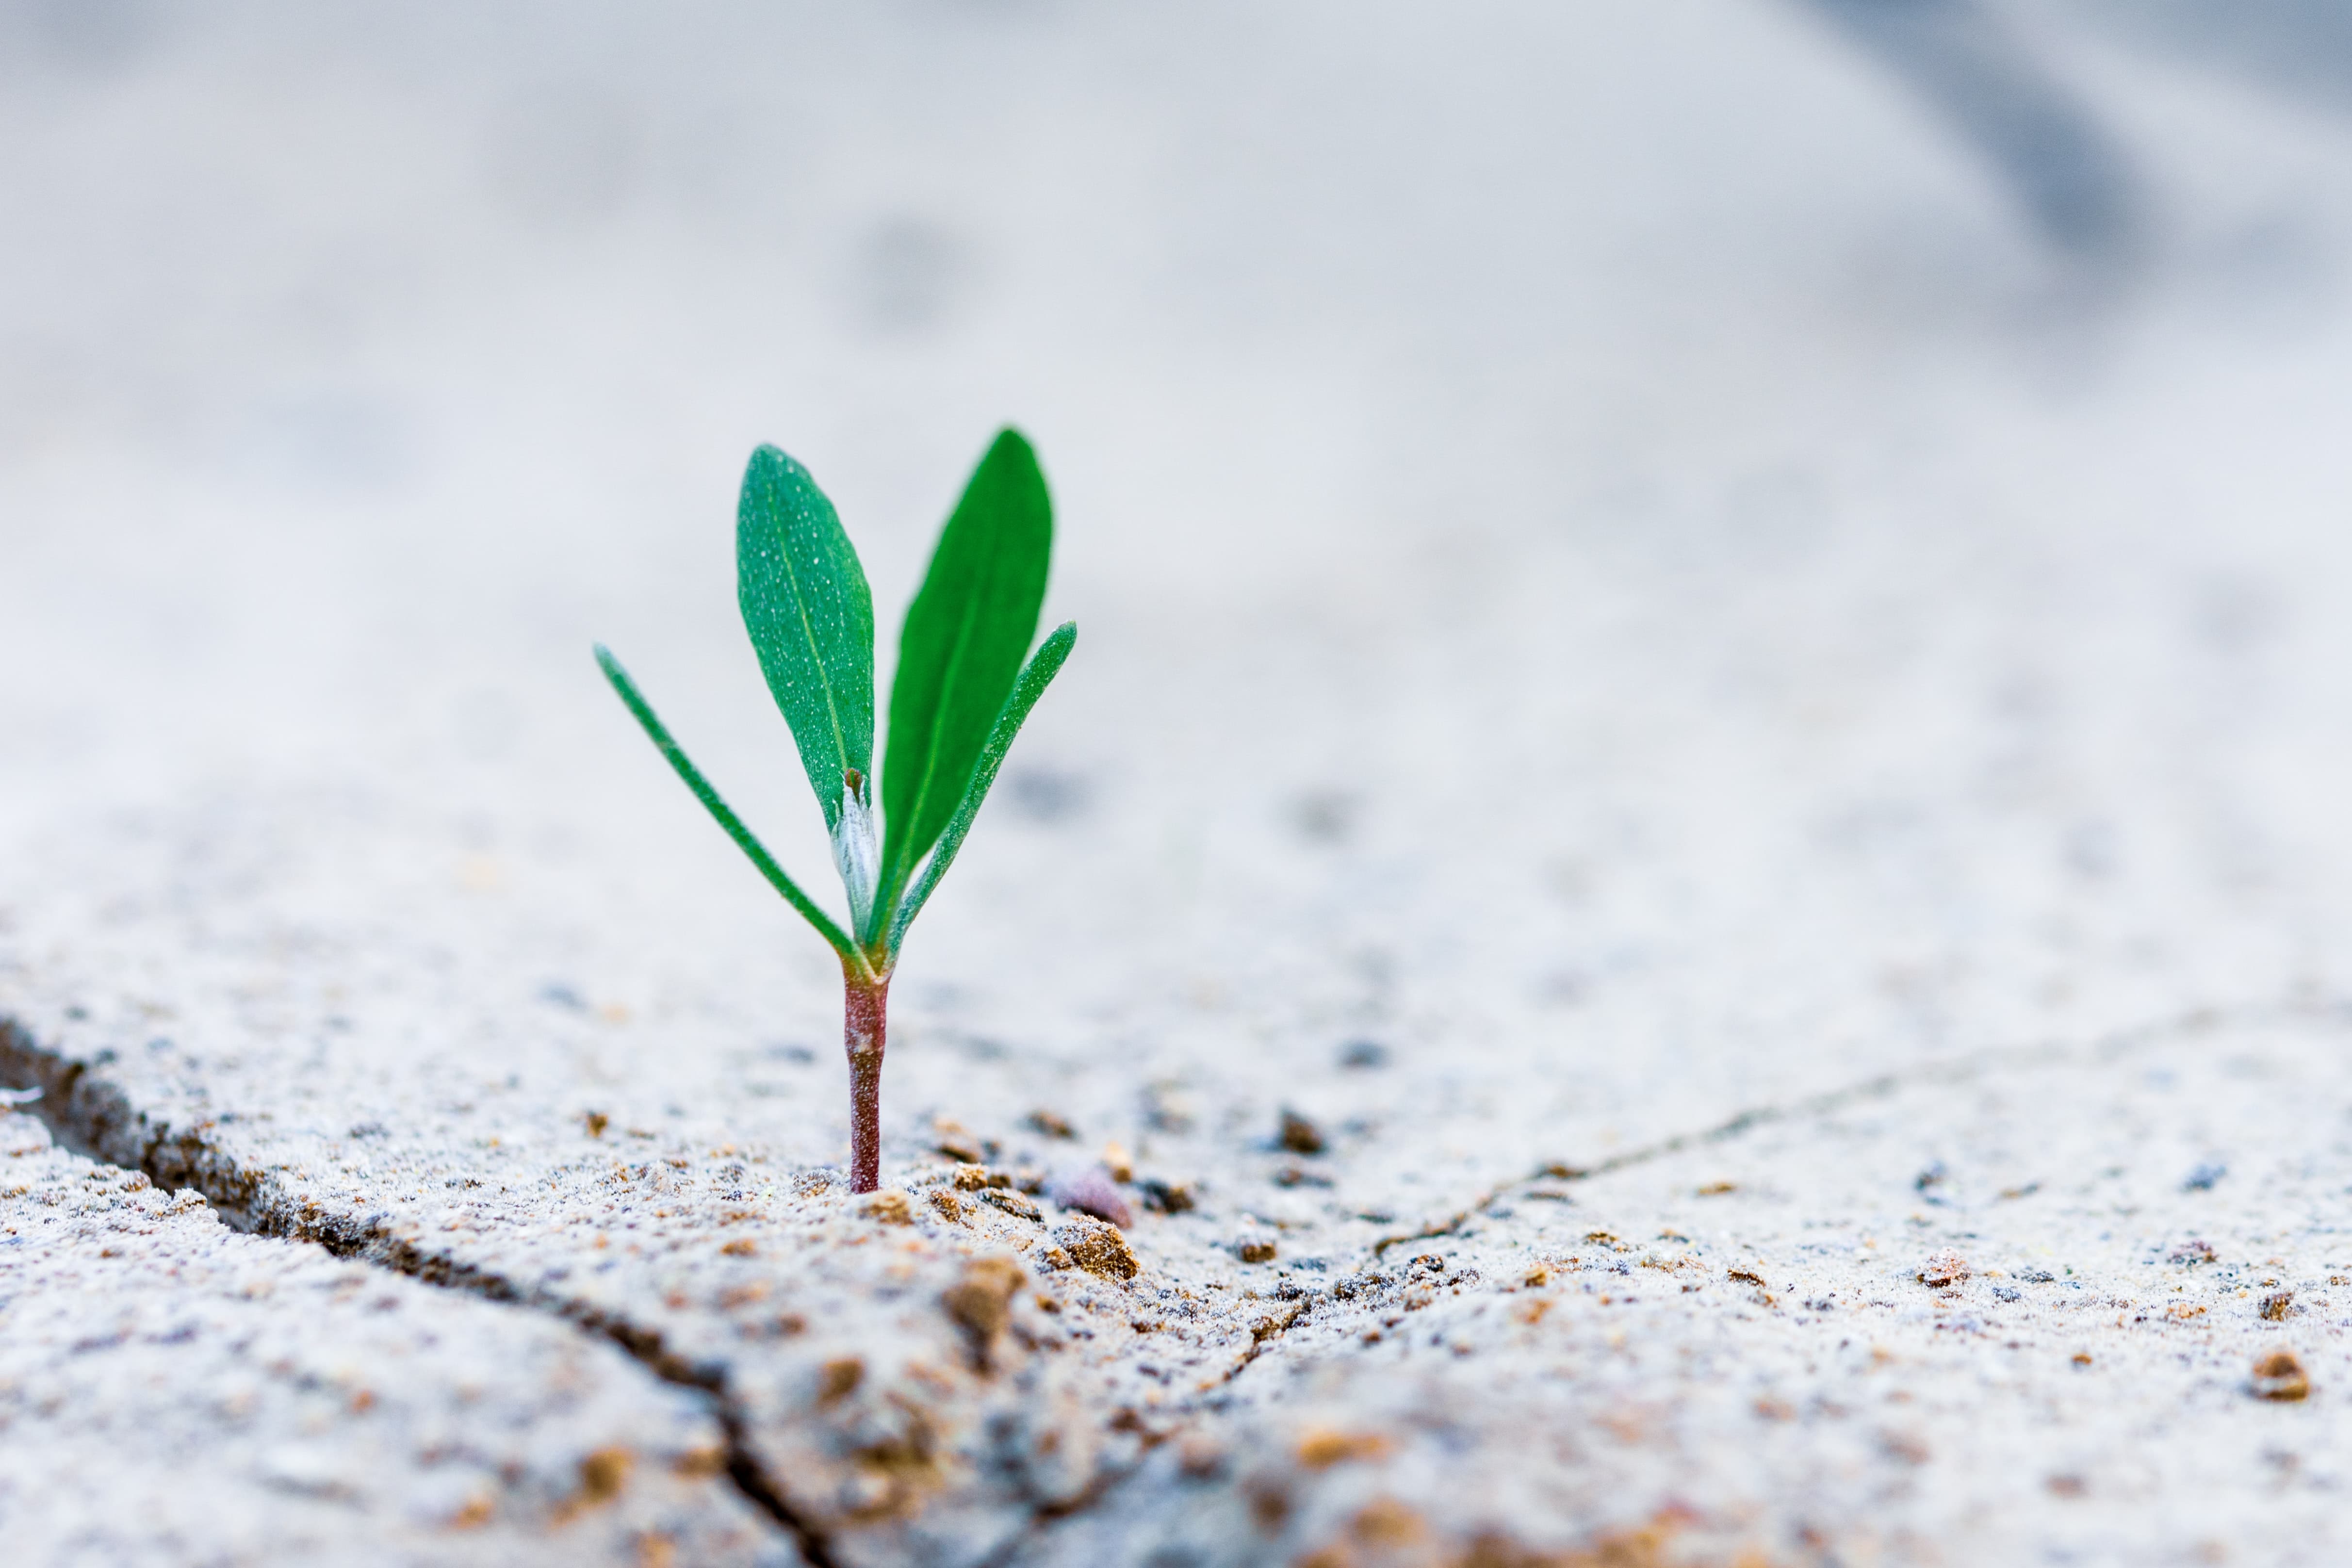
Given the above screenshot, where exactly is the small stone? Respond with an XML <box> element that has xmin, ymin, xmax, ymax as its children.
<box><xmin>1278</xmin><ymin>1109</ymin><xmax>1326</xmax><ymax>1155</ymax></box>
<box><xmin>673</xmin><ymin>1445</ymin><xmax>728</xmax><ymax>1477</ymax></box>
<box><xmin>582</xmin><ymin>1111</ymin><xmax>608</xmax><ymax>1138</ymax></box>
<box><xmin>951</xmin><ymin>1162</ymin><xmax>1009</xmax><ymax>1191</ymax></box>
<box><xmin>1047</xmin><ymin>1164</ymin><xmax>1133</xmax><ymax>1227</ymax></box>
<box><xmin>941</xmin><ymin>1254</ymin><xmax>1026</xmax><ymax>1353</ymax></box>
<box><xmin>1295</xmin><ymin>1427</ymin><xmax>1389</xmax><ymax>1469</ymax></box>
<box><xmin>817</xmin><ymin>1357</ymin><xmax>864</xmax><ymax>1406</ymax></box>
<box><xmin>577</xmin><ymin>1446</ymin><xmax>633</xmax><ymax>1505</ymax></box>
<box><xmin>862</xmin><ymin>1192</ymin><xmax>913</xmax><ymax>1225</ymax></box>
<box><xmin>2262</xmin><ymin>1291</ymin><xmax>2295</xmax><ymax>1322</ymax></box>
<box><xmin>1141</xmin><ymin>1178</ymin><xmax>1194</xmax><ymax>1214</ymax></box>
<box><xmin>932</xmin><ymin>1118</ymin><xmax>987</xmax><ymax>1163</ymax></box>
<box><xmin>1237</xmin><ymin>1240</ymin><xmax>1278</xmax><ymax>1264</ymax></box>
<box><xmin>1247</xmin><ymin>1479</ymin><xmax>1290</xmax><ymax>1532</ymax></box>
<box><xmin>1917</xmin><ymin>1250</ymin><xmax>1969</xmax><ymax>1288</ymax></box>
<box><xmin>1345</xmin><ymin>1495</ymin><xmax>1411</xmax><ymax>1542</ymax></box>
<box><xmin>982</xmin><ymin>1188</ymin><xmax>1042</xmax><ymax>1222</ymax></box>
<box><xmin>2168</xmin><ymin>1239</ymin><xmax>2216</xmax><ymax>1265</ymax></box>
<box><xmin>1696</xmin><ymin>1181</ymin><xmax>1736</xmax><ymax>1196</ymax></box>
<box><xmin>1100</xmin><ymin>1139</ymin><xmax>1133</xmax><ymax>1181</ymax></box>
<box><xmin>1027</xmin><ymin>1109</ymin><xmax>1078</xmax><ymax>1140</ymax></box>
<box><xmin>1176</xmin><ymin>1433</ymin><xmax>1227</xmax><ymax>1478</ymax></box>
<box><xmin>2183</xmin><ymin>1163</ymin><xmax>2227</xmax><ymax>1192</ymax></box>
<box><xmin>927</xmin><ymin>1189</ymin><xmax>965</xmax><ymax>1223</ymax></box>
<box><xmin>2253</xmin><ymin>1350</ymin><xmax>2311</xmax><ymax>1401</ymax></box>
<box><xmin>1338</xmin><ymin>1040</ymin><xmax>1389</xmax><ymax>1069</ymax></box>
<box><xmin>1053</xmin><ymin>1215</ymin><xmax>1140</xmax><ymax>1280</ymax></box>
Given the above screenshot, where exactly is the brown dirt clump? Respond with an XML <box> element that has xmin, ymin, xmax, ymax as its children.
<box><xmin>2253</xmin><ymin>1350</ymin><xmax>2311</xmax><ymax>1401</ymax></box>
<box><xmin>1053</xmin><ymin>1216</ymin><xmax>1140</xmax><ymax>1280</ymax></box>
<box><xmin>1280</xmin><ymin>1109</ymin><xmax>1327</xmax><ymax>1154</ymax></box>
<box><xmin>941</xmin><ymin>1254</ymin><xmax>1026</xmax><ymax>1362</ymax></box>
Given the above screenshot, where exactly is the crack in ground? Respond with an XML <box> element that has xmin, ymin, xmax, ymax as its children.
<box><xmin>0</xmin><ymin>1013</ymin><xmax>838</xmax><ymax>1568</ymax></box>
<box><xmin>973</xmin><ymin>1295</ymin><xmax>1313</xmax><ymax>1564</ymax></box>
<box><xmin>288</xmin><ymin>1211</ymin><xmax>844</xmax><ymax>1568</ymax></box>
<box><xmin>16</xmin><ymin>994</ymin><xmax>2313</xmax><ymax>1562</ymax></box>
<box><xmin>981</xmin><ymin>999</ymin><xmax>2323</xmax><ymax>1551</ymax></box>
<box><xmin>2</xmin><ymin>1006</ymin><xmax>1316</xmax><ymax>1566</ymax></box>
<box><xmin>1368</xmin><ymin>998</ymin><xmax>2313</xmax><ymax>1258</ymax></box>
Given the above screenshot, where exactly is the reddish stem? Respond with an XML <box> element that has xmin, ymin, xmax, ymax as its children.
<box><xmin>843</xmin><ymin>966</ymin><xmax>890</xmax><ymax>1193</ymax></box>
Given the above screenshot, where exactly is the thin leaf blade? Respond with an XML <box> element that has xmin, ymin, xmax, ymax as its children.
<box><xmin>888</xmin><ymin>621</ymin><xmax>1075</xmax><ymax>951</ymax></box>
<box><xmin>735</xmin><ymin>445</ymin><xmax>875</xmax><ymax>831</ymax></box>
<box><xmin>594</xmin><ymin>645</ymin><xmax>866</xmax><ymax>968</ymax></box>
<box><xmin>879</xmin><ymin>428</ymin><xmax>1052</xmax><ymax>903</ymax></box>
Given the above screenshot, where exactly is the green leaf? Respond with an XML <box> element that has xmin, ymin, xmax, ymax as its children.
<box><xmin>735</xmin><ymin>445</ymin><xmax>875</xmax><ymax>833</ymax></box>
<box><xmin>888</xmin><ymin>621</ymin><xmax>1076</xmax><ymax>952</ymax></box>
<box><xmin>878</xmin><ymin>429</ymin><xmax>1052</xmax><ymax>914</ymax></box>
<box><xmin>595</xmin><ymin>644</ymin><xmax>868</xmax><ymax>972</ymax></box>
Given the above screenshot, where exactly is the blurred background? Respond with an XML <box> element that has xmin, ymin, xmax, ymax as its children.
<box><xmin>5</xmin><ymin>0</ymin><xmax>2349</xmax><ymax>794</ymax></box>
<box><xmin>10</xmin><ymin>1</ymin><xmax>2352</xmax><ymax>1127</ymax></box>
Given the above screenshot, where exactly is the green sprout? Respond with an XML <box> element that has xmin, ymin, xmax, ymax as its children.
<box><xmin>596</xmin><ymin>429</ymin><xmax>1074</xmax><ymax>1192</ymax></box>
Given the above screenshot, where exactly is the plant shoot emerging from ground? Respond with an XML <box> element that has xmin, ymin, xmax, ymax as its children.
<box><xmin>596</xmin><ymin>430</ymin><xmax>1074</xmax><ymax>1192</ymax></box>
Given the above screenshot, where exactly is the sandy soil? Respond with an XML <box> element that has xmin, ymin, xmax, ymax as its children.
<box><xmin>10</xmin><ymin>4</ymin><xmax>2352</xmax><ymax>1564</ymax></box>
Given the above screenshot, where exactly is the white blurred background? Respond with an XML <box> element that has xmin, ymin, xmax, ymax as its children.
<box><xmin>10</xmin><ymin>2</ymin><xmax>2352</xmax><ymax>1127</ymax></box>
<box><xmin>4</xmin><ymin>0</ymin><xmax>2346</xmax><ymax>802</ymax></box>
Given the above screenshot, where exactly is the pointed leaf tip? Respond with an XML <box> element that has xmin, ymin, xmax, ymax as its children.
<box><xmin>879</xmin><ymin>432</ymin><xmax>1053</xmax><ymax>907</ymax></box>
<box><xmin>735</xmin><ymin>445</ymin><xmax>876</xmax><ymax>833</ymax></box>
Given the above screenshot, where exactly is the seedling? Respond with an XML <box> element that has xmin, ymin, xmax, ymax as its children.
<box><xmin>596</xmin><ymin>430</ymin><xmax>1073</xmax><ymax>1192</ymax></box>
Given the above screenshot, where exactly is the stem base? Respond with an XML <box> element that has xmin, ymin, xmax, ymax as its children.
<box><xmin>843</xmin><ymin>970</ymin><xmax>890</xmax><ymax>1193</ymax></box>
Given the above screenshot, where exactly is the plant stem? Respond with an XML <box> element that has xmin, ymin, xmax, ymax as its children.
<box><xmin>843</xmin><ymin>964</ymin><xmax>891</xmax><ymax>1193</ymax></box>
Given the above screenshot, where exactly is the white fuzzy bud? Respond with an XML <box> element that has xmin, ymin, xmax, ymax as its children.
<box><xmin>831</xmin><ymin>784</ymin><xmax>879</xmax><ymax>934</ymax></box>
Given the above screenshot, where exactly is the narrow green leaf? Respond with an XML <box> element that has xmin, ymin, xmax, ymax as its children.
<box><xmin>735</xmin><ymin>445</ymin><xmax>875</xmax><ymax>832</ymax></box>
<box><xmin>888</xmin><ymin>621</ymin><xmax>1076</xmax><ymax>952</ymax></box>
<box><xmin>595</xmin><ymin>644</ymin><xmax>867</xmax><ymax>971</ymax></box>
<box><xmin>878</xmin><ymin>429</ymin><xmax>1052</xmax><ymax>914</ymax></box>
